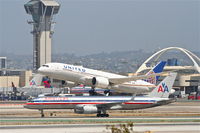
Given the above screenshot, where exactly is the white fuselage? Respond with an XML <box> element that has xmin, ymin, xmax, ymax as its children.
<box><xmin>38</xmin><ymin>63</ymin><xmax>155</xmax><ymax>93</ymax></box>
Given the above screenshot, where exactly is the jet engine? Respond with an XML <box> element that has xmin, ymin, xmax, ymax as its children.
<box><xmin>92</xmin><ymin>77</ymin><xmax>109</xmax><ymax>88</ymax></box>
<box><xmin>62</xmin><ymin>80</ymin><xmax>77</xmax><ymax>88</ymax></box>
<box><xmin>74</xmin><ymin>105</ymin><xmax>98</xmax><ymax>114</ymax></box>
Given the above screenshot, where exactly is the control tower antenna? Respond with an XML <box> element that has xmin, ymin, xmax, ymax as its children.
<box><xmin>24</xmin><ymin>0</ymin><xmax>60</xmax><ymax>70</ymax></box>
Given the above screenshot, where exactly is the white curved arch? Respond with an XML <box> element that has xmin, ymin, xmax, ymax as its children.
<box><xmin>136</xmin><ymin>47</ymin><xmax>200</xmax><ymax>73</ymax></box>
<box><xmin>184</xmin><ymin>49</ymin><xmax>200</xmax><ymax>62</ymax></box>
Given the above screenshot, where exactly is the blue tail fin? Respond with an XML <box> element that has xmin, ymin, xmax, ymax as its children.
<box><xmin>144</xmin><ymin>61</ymin><xmax>166</xmax><ymax>84</ymax></box>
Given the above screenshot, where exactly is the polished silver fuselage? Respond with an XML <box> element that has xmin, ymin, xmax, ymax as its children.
<box><xmin>24</xmin><ymin>96</ymin><xmax>174</xmax><ymax>111</ymax></box>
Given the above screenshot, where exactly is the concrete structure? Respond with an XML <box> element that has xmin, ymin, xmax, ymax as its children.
<box><xmin>0</xmin><ymin>70</ymin><xmax>32</xmax><ymax>88</ymax></box>
<box><xmin>19</xmin><ymin>71</ymin><xmax>33</xmax><ymax>87</ymax></box>
<box><xmin>135</xmin><ymin>47</ymin><xmax>200</xmax><ymax>95</ymax></box>
<box><xmin>136</xmin><ymin>47</ymin><xmax>200</xmax><ymax>74</ymax></box>
<box><xmin>24</xmin><ymin>0</ymin><xmax>60</xmax><ymax>70</ymax></box>
<box><xmin>0</xmin><ymin>57</ymin><xmax>7</xmax><ymax>69</ymax></box>
<box><xmin>0</xmin><ymin>76</ymin><xmax>20</xmax><ymax>88</ymax></box>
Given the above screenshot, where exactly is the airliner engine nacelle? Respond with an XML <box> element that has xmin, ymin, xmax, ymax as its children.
<box><xmin>62</xmin><ymin>80</ymin><xmax>77</xmax><ymax>88</ymax></box>
<box><xmin>92</xmin><ymin>77</ymin><xmax>109</xmax><ymax>88</ymax></box>
<box><xmin>74</xmin><ymin>105</ymin><xmax>98</xmax><ymax>114</ymax></box>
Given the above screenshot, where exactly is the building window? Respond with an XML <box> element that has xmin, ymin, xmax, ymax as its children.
<box><xmin>185</xmin><ymin>80</ymin><xmax>199</xmax><ymax>83</ymax></box>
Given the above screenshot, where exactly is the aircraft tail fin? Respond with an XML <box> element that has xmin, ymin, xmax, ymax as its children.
<box><xmin>148</xmin><ymin>72</ymin><xmax>177</xmax><ymax>98</ymax></box>
<box><xmin>24</xmin><ymin>74</ymin><xmax>44</xmax><ymax>88</ymax></box>
<box><xmin>144</xmin><ymin>61</ymin><xmax>166</xmax><ymax>85</ymax></box>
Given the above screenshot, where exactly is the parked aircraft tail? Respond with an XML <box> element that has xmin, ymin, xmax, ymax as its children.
<box><xmin>144</xmin><ymin>61</ymin><xmax>166</xmax><ymax>84</ymax></box>
<box><xmin>148</xmin><ymin>72</ymin><xmax>177</xmax><ymax>98</ymax></box>
<box><xmin>24</xmin><ymin>74</ymin><xmax>44</xmax><ymax>88</ymax></box>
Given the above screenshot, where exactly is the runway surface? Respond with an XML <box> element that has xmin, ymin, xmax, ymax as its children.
<box><xmin>1</xmin><ymin>123</ymin><xmax>200</xmax><ymax>133</ymax></box>
<box><xmin>0</xmin><ymin>101</ymin><xmax>200</xmax><ymax>133</ymax></box>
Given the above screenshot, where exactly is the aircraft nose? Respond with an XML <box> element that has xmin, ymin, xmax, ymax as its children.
<box><xmin>23</xmin><ymin>104</ymin><xmax>28</xmax><ymax>108</ymax></box>
<box><xmin>37</xmin><ymin>67</ymin><xmax>43</xmax><ymax>72</ymax></box>
<box><xmin>24</xmin><ymin>104</ymin><xmax>33</xmax><ymax>109</ymax></box>
<box><xmin>23</xmin><ymin>104</ymin><xmax>30</xmax><ymax>109</ymax></box>
<box><xmin>37</xmin><ymin>66</ymin><xmax>47</xmax><ymax>74</ymax></box>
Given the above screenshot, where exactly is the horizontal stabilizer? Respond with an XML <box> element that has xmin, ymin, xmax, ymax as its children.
<box><xmin>109</xmin><ymin>72</ymin><xmax>167</xmax><ymax>85</ymax></box>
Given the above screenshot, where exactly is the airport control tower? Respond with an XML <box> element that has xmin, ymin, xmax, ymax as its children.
<box><xmin>24</xmin><ymin>0</ymin><xmax>60</xmax><ymax>70</ymax></box>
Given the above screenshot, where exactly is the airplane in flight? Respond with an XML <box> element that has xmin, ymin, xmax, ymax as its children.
<box><xmin>24</xmin><ymin>72</ymin><xmax>177</xmax><ymax>117</ymax></box>
<box><xmin>37</xmin><ymin>61</ymin><xmax>166</xmax><ymax>94</ymax></box>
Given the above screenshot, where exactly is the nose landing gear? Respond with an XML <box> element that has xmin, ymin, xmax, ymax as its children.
<box><xmin>39</xmin><ymin>109</ymin><xmax>44</xmax><ymax>117</ymax></box>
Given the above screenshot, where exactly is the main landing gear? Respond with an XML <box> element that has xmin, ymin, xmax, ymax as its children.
<box><xmin>89</xmin><ymin>87</ymin><xmax>111</xmax><ymax>96</ymax></box>
<box><xmin>89</xmin><ymin>88</ymin><xmax>97</xmax><ymax>96</ymax></box>
<box><xmin>96</xmin><ymin>113</ymin><xmax>109</xmax><ymax>117</ymax></box>
<box><xmin>96</xmin><ymin>110</ymin><xmax>109</xmax><ymax>117</ymax></box>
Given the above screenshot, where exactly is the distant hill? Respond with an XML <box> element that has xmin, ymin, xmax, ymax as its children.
<box><xmin>2</xmin><ymin>50</ymin><xmax>200</xmax><ymax>73</ymax></box>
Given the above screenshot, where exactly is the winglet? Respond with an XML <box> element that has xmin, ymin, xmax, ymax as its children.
<box><xmin>148</xmin><ymin>72</ymin><xmax>177</xmax><ymax>98</ymax></box>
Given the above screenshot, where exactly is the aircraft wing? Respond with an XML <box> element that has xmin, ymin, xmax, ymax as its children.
<box><xmin>109</xmin><ymin>72</ymin><xmax>167</xmax><ymax>85</ymax></box>
<box><xmin>96</xmin><ymin>97</ymin><xmax>135</xmax><ymax>109</ymax></box>
<box><xmin>96</xmin><ymin>101</ymin><xmax>124</xmax><ymax>110</ymax></box>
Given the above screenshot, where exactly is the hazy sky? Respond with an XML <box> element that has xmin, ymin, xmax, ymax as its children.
<box><xmin>0</xmin><ymin>0</ymin><xmax>200</xmax><ymax>56</ymax></box>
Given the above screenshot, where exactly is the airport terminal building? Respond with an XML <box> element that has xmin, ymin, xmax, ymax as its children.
<box><xmin>134</xmin><ymin>47</ymin><xmax>200</xmax><ymax>97</ymax></box>
<box><xmin>0</xmin><ymin>69</ymin><xmax>32</xmax><ymax>88</ymax></box>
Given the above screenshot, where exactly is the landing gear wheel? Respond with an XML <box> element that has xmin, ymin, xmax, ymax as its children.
<box><xmin>89</xmin><ymin>89</ymin><xmax>97</xmax><ymax>96</ymax></box>
<box><xmin>105</xmin><ymin>114</ymin><xmax>109</xmax><ymax>117</ymax></box>
<box><xmin>100</xmin><ymin>114</ymin><xmax>105</xmax><ymax>117</ymax></box>
<box><xmin>97</xmin><ymin>114</ymin><xmax>101</xmax><ymax>117</ymax></box>
<box><xmin>96</xmin><ymin>114</ymin><xmax>109</xmax><ymax>117</ymax></box>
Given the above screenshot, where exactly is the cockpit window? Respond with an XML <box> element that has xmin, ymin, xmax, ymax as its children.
<box><xmin>42</xmin><ymin>65</ymin><xmax>49</xmax><ymax>67</ymax></box>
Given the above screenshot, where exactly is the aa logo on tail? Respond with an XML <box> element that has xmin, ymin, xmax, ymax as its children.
<box><xmin>157</xmin><ymin>83</ymin><xmax>169</xmax><ymax>92</ymax></box>
<box><xmin>30</xmin><ymin>80</ymin><xmax>36</xmax><ymax>85</ymax></box>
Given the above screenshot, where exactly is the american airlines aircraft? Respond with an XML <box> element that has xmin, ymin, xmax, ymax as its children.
<box><xmin>24</xmin><ymin>72</ymin><xmax>177</xmax><ymax>117</ymax></box>
<box><xmin>37</xmin><ymin>61</ymin><xmax>166</xmax><ymax>94</ymax></box>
